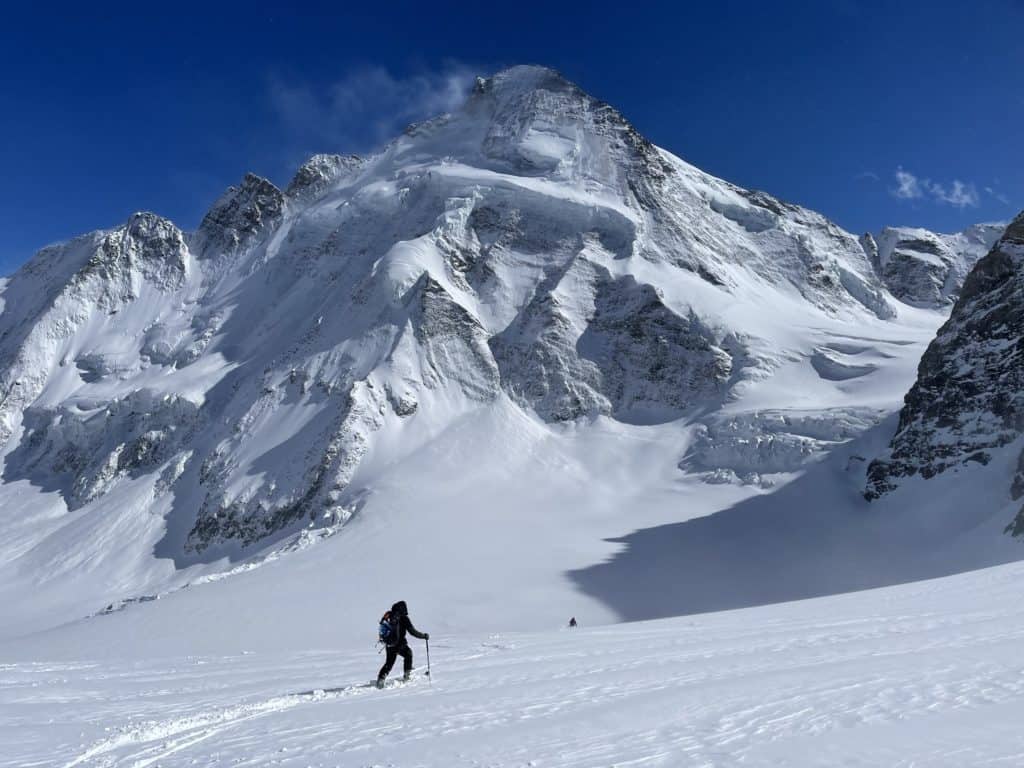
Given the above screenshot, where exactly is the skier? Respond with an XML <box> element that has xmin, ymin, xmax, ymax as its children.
<box><xmin>377</xmin><ymin>600</ymin><xmax>429</xmax><ymax>688</ymax></box>
<box><xmin>569</xmin><ymin>616</ymin><xmax>577</xmax><ymax>628</ymax></box>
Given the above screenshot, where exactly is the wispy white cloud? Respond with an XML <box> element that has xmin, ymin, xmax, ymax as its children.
<box><xmin>855</xmin><ymin>170</ymin><xmax>880</xmax><ymax>182</ymax></box>
<box><xmin>890</xmin><ymin>167</ymin><xmax>979</xmax><ymax>208</ymax></box>
<box><xmin>985</xmin><ymin>185</ymin><xmax>1011</xmax><ymax>205</ymax></box>
<box><xmin>931</xmin><ymin>179</ymin><xmax>979</xmax><ymax>208</ymax></box>
<box><xmin>892</xmin><ymin>167</ymin><xmax>924</xmax><ymax>200</ymax></box>
<box><xmin>268</xmin><ymin>63</ymin><xmax>477</xmax><ymax>155</ymax></box>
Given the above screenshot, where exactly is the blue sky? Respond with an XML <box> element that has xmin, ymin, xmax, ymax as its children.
<box><xmin>1</xmin><ymin>0</ymin><xmax>1020</xmax><ymax>273</ymax></box>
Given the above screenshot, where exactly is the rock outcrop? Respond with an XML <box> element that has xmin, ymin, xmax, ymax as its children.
<box><xmin>865</xmin><ymin>212</ymin><xmax>1024</xmax><ymax>517</ymax></box>
<box><xmin>866</xmin><ymin>223</ymin><xmax>1005</xmax><ymax>307</ymax></box>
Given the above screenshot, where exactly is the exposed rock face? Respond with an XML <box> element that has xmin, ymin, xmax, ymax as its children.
<box><xmin>194</xmin><ymin>173</ymin><xmax>285</xmax><ymax>257</ymax></box>
<box><xmin>7</xmin><ymin>391</ymin><xmax>200</xmax><ymax>509</ymax></box>
<box><xmin>491</xmin><ymin>260</ymin><xmax>735</xmax><ymax>422</ymax></box>
<box><xmin>0</xmin><ymin>65</ymin><xmax>918</xmax><ymax>557</ymax></box>
<box><xmin>186</xmin><ymin>381</ymin><xmax>383</xmax><ymax>551</ymax></box>
<box><xmin>285</xmin><ymin>154</ymin><xmax>364</xmax><ymax>200</ymax></box>
<box><xmin>408</xmin><ymin>275</ymin><xmax>500</xmax><ymax>401</ymax></box>
<box><xmin>866</xmin><ymin>212</ymin><xmax>1024</xmax><ymax>513</ymax></box>
<box><xmin>860</xmin><ymin>233</ymin><xmax>881</xmax><ymax>273</ymax></box>
<box><xmin>81</xmin><ymin>213</ymin><xmax>189</xmax><ymax>295</ymax></box>
<box><xmin>868</xmin><ymin>223</ymin><xmax>1005</xmax><ymax>307</ymax></box>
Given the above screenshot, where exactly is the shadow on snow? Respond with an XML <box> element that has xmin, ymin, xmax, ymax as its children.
<box><xmin>569</xmin><ymin>418</ymin><xmax>1024</xmax><ymax>622</ymax></box>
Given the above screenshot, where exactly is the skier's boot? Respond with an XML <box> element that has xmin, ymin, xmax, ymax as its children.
<box><xmin>376</xmin><ymin>676</ymin><xmax>386</xmax><ymax>689</ymax></box>
<box><xmin>402</xmin><ymin>670</ymin><xmax>411</xmax><ymax>683</ymax></box>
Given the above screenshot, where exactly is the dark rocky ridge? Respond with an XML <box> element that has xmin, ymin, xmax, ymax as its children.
<box><xmin>865</xmin><ymin>212</ymin><xmax>1024</xmax><ymax>532</ymax></box>
<box><xmin>194</xmin><ymin>173</ymin><xmax>285</xmax><ymax>257</ymax></box>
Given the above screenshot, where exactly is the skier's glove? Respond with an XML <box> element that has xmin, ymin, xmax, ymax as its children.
<box><xmin>424</xmin><ymin>633</ymin><xmax>430</xmax><ymax>640</ymax></box>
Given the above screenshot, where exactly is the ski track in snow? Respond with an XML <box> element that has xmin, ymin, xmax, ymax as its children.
<box><xmin>61</xmin><ymin>684</ymin><xmax>382</xmax><ymax>768</ymax></box>
<box><xmin>9</xmin><ymin>562</ymin><xmax>1024</xmax><ymax>767</ymax></box>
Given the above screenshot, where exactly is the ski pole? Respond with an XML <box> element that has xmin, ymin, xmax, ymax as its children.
<box><xmin>426</xmin><ymin>637</ymin><xmax>432</xmax><ymax>684</ymax></box>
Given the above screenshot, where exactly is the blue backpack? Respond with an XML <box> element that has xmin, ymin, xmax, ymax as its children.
<box><xmin>378</xmin><ymin>611</ymin><xmax>400</xmax><ymax>646</ymax></box>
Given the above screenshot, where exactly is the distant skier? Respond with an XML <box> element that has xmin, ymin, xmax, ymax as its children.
<box><xmin>377</xmin><ymin>600</ymin><xmax>429</xmax><ymax>688</ymax></box>
<box><xmin>569</xmin><ymin>616</ymin><xmax>577</xmax><ymax>628</ymax></box>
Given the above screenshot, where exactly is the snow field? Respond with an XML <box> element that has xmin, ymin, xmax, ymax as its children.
<box><xmin>8</xmin><ymin>559</ymin><xmax>1024</xmax><ymax>767</ymax></box>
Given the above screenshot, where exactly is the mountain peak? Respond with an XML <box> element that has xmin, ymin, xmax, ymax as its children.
<box><xmin>285</xmin><ymin>154</ymin><xmax>363</xmax><ymax>199</ymax></box>
<box><xmin>461</xmin><ymin>65</ymin><xmax>600</xmax><ymax>126</ymax></box>
<box><xmin>472</xmin><ymin>65</ymin><xmax>579</xmax><ymax>100</ymax></box>
<box><xmin>436</xmin><ymin>63</ymin><xmax>650</xmax><ymax>185</ymax></box>
<box><xmin>1004</xmin><ymin>209</ymin><xmax>1024</xmax><ymax>243</ymax></box>
<box><xmin>957</xmin><ymin>210</ymin><xmax>1024</xmax><ymax>305</ymax></box>
<box><xmin>195</xmin><ymin>173</ymin><xmax>284</xmax><ymax>257</ymax></box>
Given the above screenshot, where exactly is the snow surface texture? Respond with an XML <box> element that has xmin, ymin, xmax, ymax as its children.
<box><xmin>10</xmin><ymin>562</ymin><xmax>1024</xmax><ymax>767</ymax></box>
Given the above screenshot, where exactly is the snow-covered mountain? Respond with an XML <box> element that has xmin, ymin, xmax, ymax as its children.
<box><xmin>860</xmin><ymin>222</ymin><xmax>1005</xmax><ymax>307</ymax></box>
<box><xmin>0</xmin><ymin>66</ymin><xmax>1018</xmax><ymax>646</ymax></box>
<box><xmin>866</xmin><ymin>212</ymin><xmax>1024</xmax><ymax>522</ymax></box>
<box><xmin>0</xmin><ymin>67</ymin><xmax>892</xmax><ymax>549</ymax></box>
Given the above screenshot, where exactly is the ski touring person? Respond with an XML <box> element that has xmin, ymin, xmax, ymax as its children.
<box><xmin>569</xmin><ymin>616</ymin><xmax>577</xmax><ymax>628</ymax></box>
<box><xmin>377</xmin><ymin>600</ymin><xmax>429</xmax><ymax>688</ymax></box>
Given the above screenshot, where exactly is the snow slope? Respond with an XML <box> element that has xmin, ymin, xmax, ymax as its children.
<box><xmin>7</xmin><ymin>343</ymin><xmax>1019</xmax><ymax>665</ymax></box>
<box><xmin>9</xmin><ymin>559</ymin><xmax>1024</xmax><ymax>767</ymax></box>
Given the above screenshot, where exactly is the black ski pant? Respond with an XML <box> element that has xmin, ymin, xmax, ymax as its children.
<box><xmin>378</xmin><ymin>643</ymin><xmax>413</xmax><ymax>680</ymax></box>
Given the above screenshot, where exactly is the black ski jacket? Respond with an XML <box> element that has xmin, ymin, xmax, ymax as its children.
<box><xmin>394</xmin><ymin>614</ymin><xmax>427</xmax><ymax>646</ymax></box>
<box><xmin>388</xmin><ymin>601</ymin><xmax>427</xmax><ymax>646</ymax></box>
